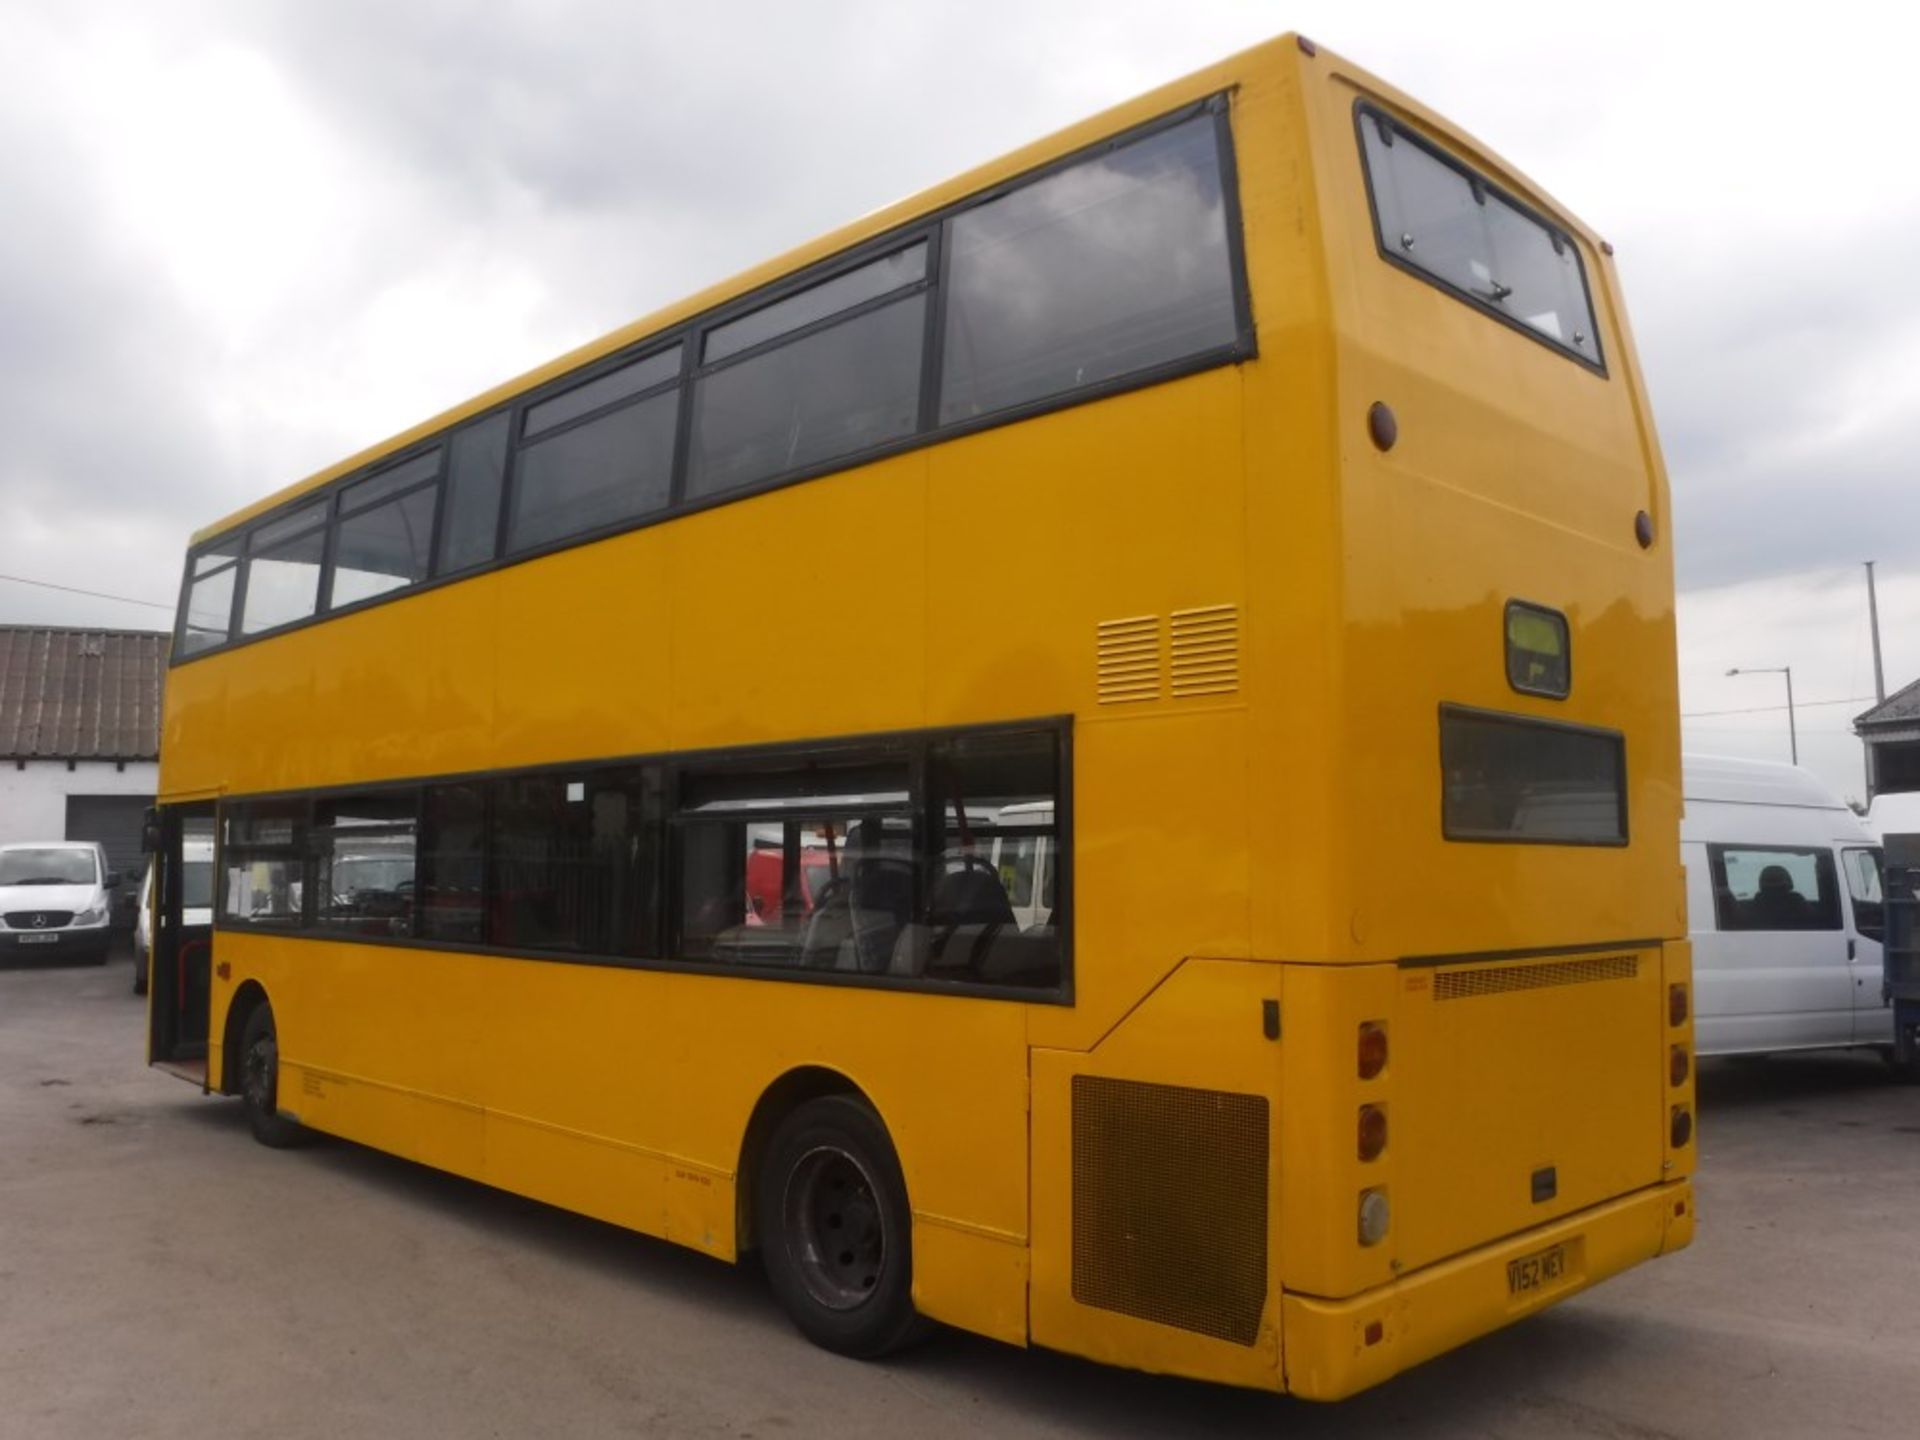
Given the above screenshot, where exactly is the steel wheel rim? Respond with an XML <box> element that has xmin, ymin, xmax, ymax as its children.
<box><xmin>244</xmin><ymin>1034</ymin><xmax>277</xmax><ymax>1114</ymax></box>
<box><xmin>782</xmin><ymin>1144</ymin><xmax>885</xmax><ymax>1312</ymax></box>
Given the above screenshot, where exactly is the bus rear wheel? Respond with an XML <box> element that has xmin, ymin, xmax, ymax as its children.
<box><xmin>239</xmin><ymin>1003</ymin><xmax>306</xmax><ymax>1149</ymax></box>
<box><xmin>756</xmin><ymin>1095</ymin><xmax>928</xmax><ymax>1358</ymax></box>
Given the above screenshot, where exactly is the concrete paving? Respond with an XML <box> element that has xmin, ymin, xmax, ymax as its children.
<box><xmin>4</xmin><ymin>951</ymin><xmax>1919</xmax><ymax>1439</ymax></box>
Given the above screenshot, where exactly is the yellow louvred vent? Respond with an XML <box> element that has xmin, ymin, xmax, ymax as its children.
<box><xmin>1169</xmin><ymin>604</ymin><xmax>1240</xmax><ymax>697</ymax></box>
<box><xmin>1096</xmin><ymin>615</ymin><xmax>1161</xmax><ymax>705</ymax></box>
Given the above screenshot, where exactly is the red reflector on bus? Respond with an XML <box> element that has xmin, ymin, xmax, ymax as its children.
<box><xmin>1670</xmin><ymin>1106</ymin><xmax>1692</xmax><ymax>1149</ymax></box>
<box><xmin>1363</xmin><ymin>1320</ymin><xmax>1384</xmax><ymax>1346</ymax></box>
<box><xmin>1670</xmin><ymin>1045</ymin><xmax>1690</xmax><ymax>1087</ymax></box>
<box><xmin>1358</xmin><ymin>1104</ymin><xmax>1387</xmax><ymax>1162</ymax></box>
<box><xmin>1358</xmin><ymin>1022</ymin><xmax>1388</xmax><ymax>1080</ymax></box>
<box><xmin>1669</xmin><ymin>984</ymin><xmax>1688</xmax><ymax>1027</ymax></box>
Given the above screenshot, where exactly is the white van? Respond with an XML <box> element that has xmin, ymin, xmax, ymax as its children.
<box><xmin>1683</xmin><ymin>754</ymin><xmax>1893</xmax><ymax>1060</ymax></box>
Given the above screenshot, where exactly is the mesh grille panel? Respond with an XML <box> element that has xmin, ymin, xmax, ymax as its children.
<box><xmin>1434</xmin><ymin>954</ymin><xmax>1638</xmax><ymax>1000</ymax></box>
<box><xmin>1071</xmin><ymin>1076</ymin><xmax>1269</xmax><ymax>1345</ymax></box>
<box><xmin>4</xmin><ymin>911</ymin><xmax>75</xmax><ymax>928</ymax></box>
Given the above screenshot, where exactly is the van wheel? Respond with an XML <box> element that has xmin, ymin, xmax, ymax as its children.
<box><xmin>756</xmin><ymin>1095</ymin><xmax>929</xmax><ymax>1358</ymax></box>
<box><xmin>239</xmin><ymin>1004</ymin><xmax>306</xmax><ymax>1148</ymax></box>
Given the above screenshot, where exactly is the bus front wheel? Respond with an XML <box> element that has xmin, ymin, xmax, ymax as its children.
<box><xmin>756</xmin><ymin>1095</ymin><xmax>928</xmax><ymax>1358</ymax></box>
<box><xmin>238</xmin><ymin>1003</ymin><xmax>306</xmax><ymax>1149</ymax></box>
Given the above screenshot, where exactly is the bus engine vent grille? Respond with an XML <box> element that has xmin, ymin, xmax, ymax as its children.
<box><xmin>1434</xmin><ymin>954</ymin><xmax>1638</xmax><ymax>1001</ymax></box>
<box><xmin>1096</xmin><ymin>615</ymin><xmax>1162</xmax><ymax>704</ymax></box>
<box><xmin>1169</xmin><ymin>604</ymin><xmax>1240</xmax><ymax>697</ymax></box>
<box><xmin>1071</xmin><ymin>1075</ymin><xmax>1268</xmax><ymax>1346</ymax></box>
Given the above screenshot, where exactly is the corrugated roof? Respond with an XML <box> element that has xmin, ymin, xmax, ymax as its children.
<box><xmin>0</xmin><ymin>627</ymin><xmax>168</xmax><ymax>760</ymax></box>
<box><xmin>1855</xmin><ymin>675</ymin><xmax>1920</xmax><ymax>731</ymax></box>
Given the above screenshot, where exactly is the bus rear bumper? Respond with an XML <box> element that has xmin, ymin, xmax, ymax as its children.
<box><xmin>1281</xmin><ymin>1178</ymin><xmax>1694</xmax><ymax>1401</ymax></box>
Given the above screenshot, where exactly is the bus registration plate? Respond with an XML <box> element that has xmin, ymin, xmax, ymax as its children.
<box><xmin>1506</xmin><ymin>1242</ymin><xmax>1569</xmax><ymax>1297</ymax></box>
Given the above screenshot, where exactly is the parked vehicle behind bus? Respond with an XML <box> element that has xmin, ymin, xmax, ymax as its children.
<box><xmin>1683</xmin><ymin>755</ymin><xmax>1896</xmax><ymax>1062</ymax></box>
<box><xmin>0</xmin><ymin>842</ymin><xmax>118</xmax><ymax>965</ymax></box>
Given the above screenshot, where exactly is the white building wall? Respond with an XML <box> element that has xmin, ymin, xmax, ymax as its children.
<box><xmin>0</xmin><ymin>760</ymin><xmax>159</xmax><ymax>846</ymax></box>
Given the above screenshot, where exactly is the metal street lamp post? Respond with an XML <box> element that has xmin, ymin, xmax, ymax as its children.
<box><xmin>1725</xmin><ymin>665</ymin><xmax>1797</xmax><ymax>765</ymax></box>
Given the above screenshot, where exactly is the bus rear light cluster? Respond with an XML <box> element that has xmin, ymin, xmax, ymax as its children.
<box><xmin>1670</xmin><ymin>1105</ymin><xmax>1693</xmax><ymax>1149</ymax></box>
<box><xmin>1669</xmin><ymin>984</ymin><xmax>1688</xmax><ymax>1027</ymax></box>
<box><xmin>1670</xmin><ymin>1044</ymin><xmax>1690</xmax><ymax>1088</ymax></box>
<box><xmin>1358</xmin><ymin>1022</ymin><xmax>1388</xmax><ymax>1080</ymax></box>
<box><xmin>1358</xmin><ymin>1188</ymin><xmax>1391</xmax><ymax>1246</ymax></box>
<box><xmin>1358</xmin><ymin>1104</ymin><xmax>1388</xmax><ymax>1162</ymax></box>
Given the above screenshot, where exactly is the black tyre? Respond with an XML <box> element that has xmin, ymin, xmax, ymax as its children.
<box><xmin>238</xmin><ymin>1003</ymin><xmax>306</xmax><ymax>1148</ymax></box>
<box><xmin>755</xmin><ymin>1095</ymin><xmax>928</xmax><ymax>1358</ymax></box>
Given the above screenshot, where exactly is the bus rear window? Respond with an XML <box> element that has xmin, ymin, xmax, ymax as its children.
<box><xmin>1357</xmin><ymin>104</ymin><xmax>1601</xmax><ymax>370</ymax></box>
<box><xmin>1440</xmin><ymin>706</ymin><xmax>1626</xmax><ymax>845</ymax></box>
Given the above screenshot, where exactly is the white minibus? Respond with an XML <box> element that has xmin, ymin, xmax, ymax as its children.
<box><xmin>1684</xmin><ymin>754</ymin><xmax>1897</xmax><ymax>1063</ymax></box>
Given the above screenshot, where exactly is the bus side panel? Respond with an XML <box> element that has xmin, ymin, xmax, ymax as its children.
<box><xmin>1027</xmin><ymin>708</ymin><xmax>1254</xmax><ymax>1055</ymax></box>
<box><xmin>667</xmin><ymin>450</ymin><xmax>930</xmax><ymax>753</ymax></box>
<box><xmin>494</xmin><ymin>531</ymin><xmax>673</xmax><ymax>769</ymax></box>
<box><xmin>212</xmin><ymin>934</ymin><xmax>1033</xmax><ymax>1343</ymax></box>
<box><xmin>1030</xmin><ymin>958</ymin><xmax>1284</xmax><ymax>1392</ymax></box>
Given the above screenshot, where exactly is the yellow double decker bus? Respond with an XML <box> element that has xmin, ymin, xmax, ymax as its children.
<box><xmin>146</xmin><ymin>34</ymin><xmax>1694</xmax><ymax>1398</ymax></box>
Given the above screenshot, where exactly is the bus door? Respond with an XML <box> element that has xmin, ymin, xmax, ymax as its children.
<box><xmin>148</xmin><ymin>803</ymin><xmax>216</xmax><ymax>1085</ymax></box>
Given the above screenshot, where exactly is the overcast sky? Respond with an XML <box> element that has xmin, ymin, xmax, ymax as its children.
<box><xmin>2</xmin><ymin>0</ymin><xmax>1914</xmax><ymax>801</ymax></box>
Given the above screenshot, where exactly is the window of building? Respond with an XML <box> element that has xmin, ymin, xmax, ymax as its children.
<box><xmin>312</xmin><ymin>791</ymin><xmax>418</xmax><ymax>937</ymax></box>
<box><xmin>219</xmin><ymin>800</ymin><xmax>307</xmax><ymax>927</ymax></box>
<box><xmin>939</xmin><ymin>112</ymin><xmax>1239</xmax><ymax>424</ymax></box>
<box><xmin>1708</xmin><ymin>844</ymin><xmax>1842</xmax><ymax>932</ymax></box>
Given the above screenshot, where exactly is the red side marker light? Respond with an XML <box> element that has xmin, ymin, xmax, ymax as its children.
<box><xmin>1358</xmin><ymin>1104</ymin><xmax>1388</xmax><ymax>1162</ymax></box>
<box><xmin>1670</xmin><ymin>1044</ymin><xmax>1690</xmax><ymax>1088</ymax></box>
<box><xmin>1670</xmin><ymin>1106</ymin><xmax>1693</xmax><ymax>1149</ymax></box>
<box><xmin>1669</xmin><ymin>984</ymin><xmax>1688</xmax><ymax>1027</ymax></box>
<box><xmin>1358</xmin><ymin>1022</ymin><xmax>1388</xmax><ymax>1080</ymax></box>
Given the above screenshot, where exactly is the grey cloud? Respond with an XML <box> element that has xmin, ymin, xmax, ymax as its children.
<box><xmin>4</xmin><ymin>0</ymin><xmax>1917</xmax><ymax>639</ymax></box>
